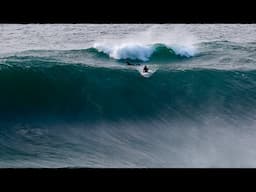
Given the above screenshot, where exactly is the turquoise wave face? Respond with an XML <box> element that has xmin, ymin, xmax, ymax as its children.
<box><xmin>1</xmin><ymin>59</ymin><xmax>256</xmax><ymax>124</ymax></box>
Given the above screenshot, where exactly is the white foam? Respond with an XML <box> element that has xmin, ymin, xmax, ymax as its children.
<box><xmin>93</xmin><ymin>42</ymin><xmax>196</xmax><ymax>61</ymax></box>
<box><xmin>169</xmin><ymin>44</ymin><xmax>196</xmax><ymax>57</ymax></box>
<box><xmin>93</xmin><ymin>43</ymin><xmax>155</xmax><ymax>61</ymax></box>
<box><xmin>93</xmin><ymin>25</ymin><xmax>198</xmax><ymax>61</ymax></box>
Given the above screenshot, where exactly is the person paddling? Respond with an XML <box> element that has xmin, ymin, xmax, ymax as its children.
<box><xmin>126</xmin><ymin>61</ymin><xmax>132</xmax><ymax>65</ymax></box>
<box><xmin>126</xmin><ymin>61</ymin><xmax>140</xmax><ymax>66</ymax></box>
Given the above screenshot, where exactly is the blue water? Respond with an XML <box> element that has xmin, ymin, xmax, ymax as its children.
<box><xmin>1</xmin><ymin>24</ymin><xmax>256</xmax><ymax>167</ymax></box>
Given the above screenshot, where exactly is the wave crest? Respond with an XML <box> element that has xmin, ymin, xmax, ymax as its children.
<box><xmin>93</xmin><ymin>43</ymin><xmax>196</xmax><ymax>62</ymax></box>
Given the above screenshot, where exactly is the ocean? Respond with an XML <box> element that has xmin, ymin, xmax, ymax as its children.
<box><xmin>1</xmin><ymin>24</ymin><xmax>256</xmax><ymax>167</ymax></box>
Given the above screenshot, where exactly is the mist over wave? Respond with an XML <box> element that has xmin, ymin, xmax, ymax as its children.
<box><xmin>92</xmin><ymin>26</ymin><xmax>197</xmax><ymax>61</ymax></box>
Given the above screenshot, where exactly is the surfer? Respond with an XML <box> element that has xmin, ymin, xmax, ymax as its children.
<box><xmin>143</xmin><ymin>65</ymin><xmax>149</xmax><ymax>73</ymax></box>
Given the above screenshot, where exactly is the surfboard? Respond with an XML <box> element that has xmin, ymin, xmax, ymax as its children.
<box><xmin>141</xmin><ymin>70</ymin><xmax>154</xmax><ymax>78</ymax></box>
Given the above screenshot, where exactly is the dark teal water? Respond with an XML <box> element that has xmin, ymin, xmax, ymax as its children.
<box><xmin>1</xmin><ymin>25</ymin><xmax>256</xmax><ymax>167</ymax></box>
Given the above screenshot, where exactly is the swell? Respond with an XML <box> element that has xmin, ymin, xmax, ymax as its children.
<box><xmin>1</xmin><ymin>62</ymin><xmax>256</xmax><ymax>123</ymax></box>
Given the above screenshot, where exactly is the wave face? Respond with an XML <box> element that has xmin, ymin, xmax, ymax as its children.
<box><xmin>1</xmin><ymin>62</ymin><xmax>256</xmax><ymax>122</ymax></box>
<box><xmin>1</xmin><ymin>24</ymin><xmax>256</xmax><ymax>168</ymax></box>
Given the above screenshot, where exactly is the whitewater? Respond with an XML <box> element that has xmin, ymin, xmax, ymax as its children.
<box><xmin>1</xmin><ymin>24</ymin><xmax>256</xmax><ymax>168</ymax></box>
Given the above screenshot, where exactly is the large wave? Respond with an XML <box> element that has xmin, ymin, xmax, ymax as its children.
<box><xmin>92</xmin><ymin>43</ymin><xmax>197</xmax><ymax>62</ymax></box>
<box><xmin>1</xmin><ymin>60</ymin><xmax>256</xmax><ymax>123</ymax></box>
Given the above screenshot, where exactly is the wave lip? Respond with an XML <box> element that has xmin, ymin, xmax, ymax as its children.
<box><xmin>93</xmin><ymin>43</ymin><xmax>196</xmax><ymax>62</ymax></box>
<box><xmin>93</xmin><ymin>43</ymin><xmax>154</xmax><ymax>61</ymax></box>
